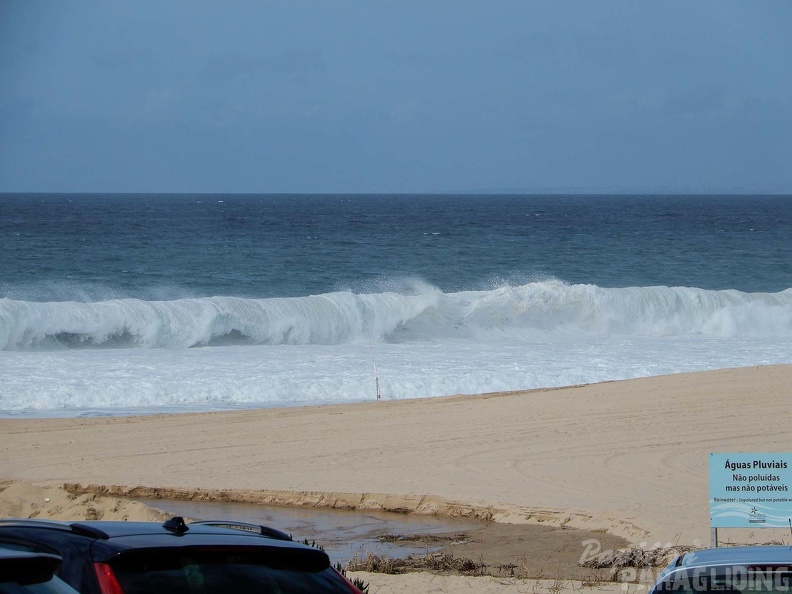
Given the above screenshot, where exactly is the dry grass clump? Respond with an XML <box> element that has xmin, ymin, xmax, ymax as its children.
<box><xmin>346</xmin><ymin>551</ymin><xmax>486</xmax><ymax>575</ymax></box>
<box><xmin>578</xmin><ymin>545</ymin><xmax>697</xmax><ymax>581</ymax></box>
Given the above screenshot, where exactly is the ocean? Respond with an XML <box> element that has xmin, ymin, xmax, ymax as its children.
<box><xmin>1</xmin><ymin>193</ymin><xmax>790</xmax><ymax>417</ymax></box>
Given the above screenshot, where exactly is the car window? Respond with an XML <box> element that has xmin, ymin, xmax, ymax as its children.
<box><xmin>110</xmin><ymin>548</ymin><xmax>353</xmax><ymax>594</ymax></box>
<box><xmin>0</xmin><ymin>577</ymin><xmax>80</xmax><ymax>594</ymax></box>
<box><xmin>0</xmin><ymin>547</ymin><xmax>79</xmax><ymax>594</ymax></box>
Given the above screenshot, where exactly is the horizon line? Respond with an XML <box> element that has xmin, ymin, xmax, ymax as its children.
<box><xmin>2</xmin><ymin>190</ymin><xmax>792</xmax><ymax>197</ymax></box>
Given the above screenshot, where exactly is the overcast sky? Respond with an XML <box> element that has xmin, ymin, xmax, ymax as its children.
<box><xmin>1</xmin><ymin>1</ymin><xmax>791</xmax><ymax>194</ymax></box>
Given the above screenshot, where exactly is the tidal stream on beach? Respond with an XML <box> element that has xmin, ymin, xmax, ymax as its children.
<box><xmin>140</xmin><ymin>498</ymin><xmax>482</xmax><ymax>565</ymax></box>
<box><xmin>137</xmin><ymin>497</ymin><xmax>632</xmax><ymax>578</ymax></box>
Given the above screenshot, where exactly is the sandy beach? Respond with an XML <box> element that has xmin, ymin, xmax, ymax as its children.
<box><xmin>2</xmin><ymin>364</ymin><xmax>792</xmax><ymax>593</ymax></box>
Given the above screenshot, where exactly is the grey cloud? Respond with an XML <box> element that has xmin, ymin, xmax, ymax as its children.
<box><xmin>2</xmin><ymin>0</ymin><xmax>791</xmax><ymax>193</ymax></box>
<box><xmin>269</xmin><ymin>49</ymin><xmax>324</xmax><ymax>75</ymax></box>
<box><xmin>91</xmin><ymin>47</ymin><xmax>149</xmax><ymax>70</ymax></box>
<box><xmin>390</xmin><ymin>51</ymin><xmax>435</xmax><ymax>68</ymax></box>
<box><xmin>663</xmin><ymin>86</ymin><xmax>726</xmax><ymax>116</ymax></box>
<box><xmin>503</xmin><ymin>32</ymin><xmax>567</xmax><ymax>60</ymax></box>
<box><xmin>199</xmin><ymin>49</ymin><xmax>325</xmax><ymax>82</ymax></box>
<box><xmin>199</xmin><ymin>53</ymin><xmax>259</xmax><ymax>82</ymax></box>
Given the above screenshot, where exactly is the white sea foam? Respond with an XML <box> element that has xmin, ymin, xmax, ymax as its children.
<box><xmin>1</xmin><ymin>282</ymin><xmax>791</xmax><ymax>351</ymax></box>
<box><xmin>0</xmin><ymin>287</ymin><xmax>441</xmax><ymax>349</ymax></box>
<box><xmin>1</xmin><ymin>281</ymin><xmax>791</xmax><ymax>416</ymax></box>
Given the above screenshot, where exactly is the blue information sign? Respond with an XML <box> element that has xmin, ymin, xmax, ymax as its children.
<box><xmin>710</xmin><ymin>453</ymin><xmax>792</xmax><ymax>528</ymax></box>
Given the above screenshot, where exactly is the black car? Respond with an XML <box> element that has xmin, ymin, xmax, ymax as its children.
<box><xmin>0</xmin><ymin>517</ymin><xmax>363</xmax><ymax>594</ymax></box>
<box><xmin>0</xmin><ymin>547</ymin><xmax>79</xmax><ymax>593</ymax></box>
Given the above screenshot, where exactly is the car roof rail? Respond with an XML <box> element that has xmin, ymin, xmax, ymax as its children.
<box><xmin>64</xmin><ymin>523</ymin><xmax>111</xmax><ymax>540</ymax></box>
<box><xmin>0</xmin><ymin>518</ymin><xmax>110</xmax><ymax>540</ymax></box>
<box><xmin>0</xmin><ymin>519</ymin><xmax>56</xmax><ymax>528</ymax></box>
<box><xmin>0</xmin><ymin>519</ymin><xmax>69</xmax><ymax>529</ymax></box>
<box><xmin>189</xmin><ymin>520</ymin><xmax>293</xmax><ymax>541</ymax></box>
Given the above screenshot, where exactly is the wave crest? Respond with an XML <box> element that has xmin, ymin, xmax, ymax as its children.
<box><xmin>0</xmin><ymin>288</ymin><xmax>441</xmax><ymax>350</ymax></box>
<box><xmin>446</xmin><ymin>282</ymin><xmax>792</xmax><ymax>338</ymax></box>
<box><xmin>1</xmin><ymin>281</ymin><xmax>791</xmax><ymax>350</ymax></box>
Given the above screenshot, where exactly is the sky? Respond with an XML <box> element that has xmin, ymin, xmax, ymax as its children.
<box><xmin>1</xmin><ymin>0</ymin><xmax>791</xmax><ymax>194</ymax></box>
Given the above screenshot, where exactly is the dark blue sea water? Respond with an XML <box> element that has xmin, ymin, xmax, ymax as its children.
<box><xmin>1</xmin><ymin>193</ymin><xmax>791</xmax><ymax>416</ymax></box>
<box><xmin>2</xmin><ymin>194</ymin><xmax>791</xmax><ymax>299</ymax></box>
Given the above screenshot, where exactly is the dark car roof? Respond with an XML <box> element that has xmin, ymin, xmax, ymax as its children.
<box><xmin>0</xmin><ymin>518</ymin><xmax>287</xmax><ymax>540</ymax></box>
<box><xmin>0</xmin><ymin>518</ymin><xmax>358</xmax><ymax>593</ymax></box>
<box><xmin>676</xmin><ymin>546</ymin><xmax>792</xmax><ymax>569</ymax></box>
<box><xmin>0</xmin><ymin>518</ymin><xmax>327</xmax><ymax>567</ymax></box>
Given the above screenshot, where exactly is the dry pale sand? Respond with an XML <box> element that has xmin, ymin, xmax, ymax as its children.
<box><xmin>0</xmin><ymin>481</ymin><xmax>168</xmax><ymax>522</ymax></box>
<box><xmin>344</xmin><ymin>572</ymin><xmax>628</xmax><ymax>594</ymax></box>
<box><xmin>1</xmin><ymin>365</ymin><xmax>791</xmax><ymax>593</ymax></box>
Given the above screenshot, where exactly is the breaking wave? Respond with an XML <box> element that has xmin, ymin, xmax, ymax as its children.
<box><xmin>1</xmin><ymin>281</ymin><xmax>791</xmax><ymax>351</ymax></box>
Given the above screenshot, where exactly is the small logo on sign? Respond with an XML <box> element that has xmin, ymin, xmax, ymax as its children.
<box><xmin>749</xmin><ymin>507</ymin><xmax>766</xmax><ymax>524</ymax></box>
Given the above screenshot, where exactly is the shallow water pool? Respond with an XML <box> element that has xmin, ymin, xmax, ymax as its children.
<box><xmin>140</xmin><ymin>498</ymin><xmax>480</xmax><ymax>565</ymax></box>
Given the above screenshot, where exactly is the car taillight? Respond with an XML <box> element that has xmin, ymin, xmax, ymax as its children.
<box><xmin>94</xmin><ymin>562</ymin><xmax>125</xmax><ymax>594</ymax></box>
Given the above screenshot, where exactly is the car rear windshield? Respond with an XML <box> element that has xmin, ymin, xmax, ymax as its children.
<box><xmin>108</xmin><ymin>547</ymin><xmax>352</xmax><ymax>594</ymax></box>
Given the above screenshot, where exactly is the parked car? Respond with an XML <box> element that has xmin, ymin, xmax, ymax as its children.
<box><xmin>0</xmin><ymin>517</ymin><xmax>363</xmax><ymax>593</ymax></box>
<box><xmin>649</xmin><ymin>545</ymin><xmax>792</xmax><ymax>594</ymax></box>
<box><xmin>0</xmin><ymin>547</ymin><xmax>79</xmax><ymax>593</ymax></box>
